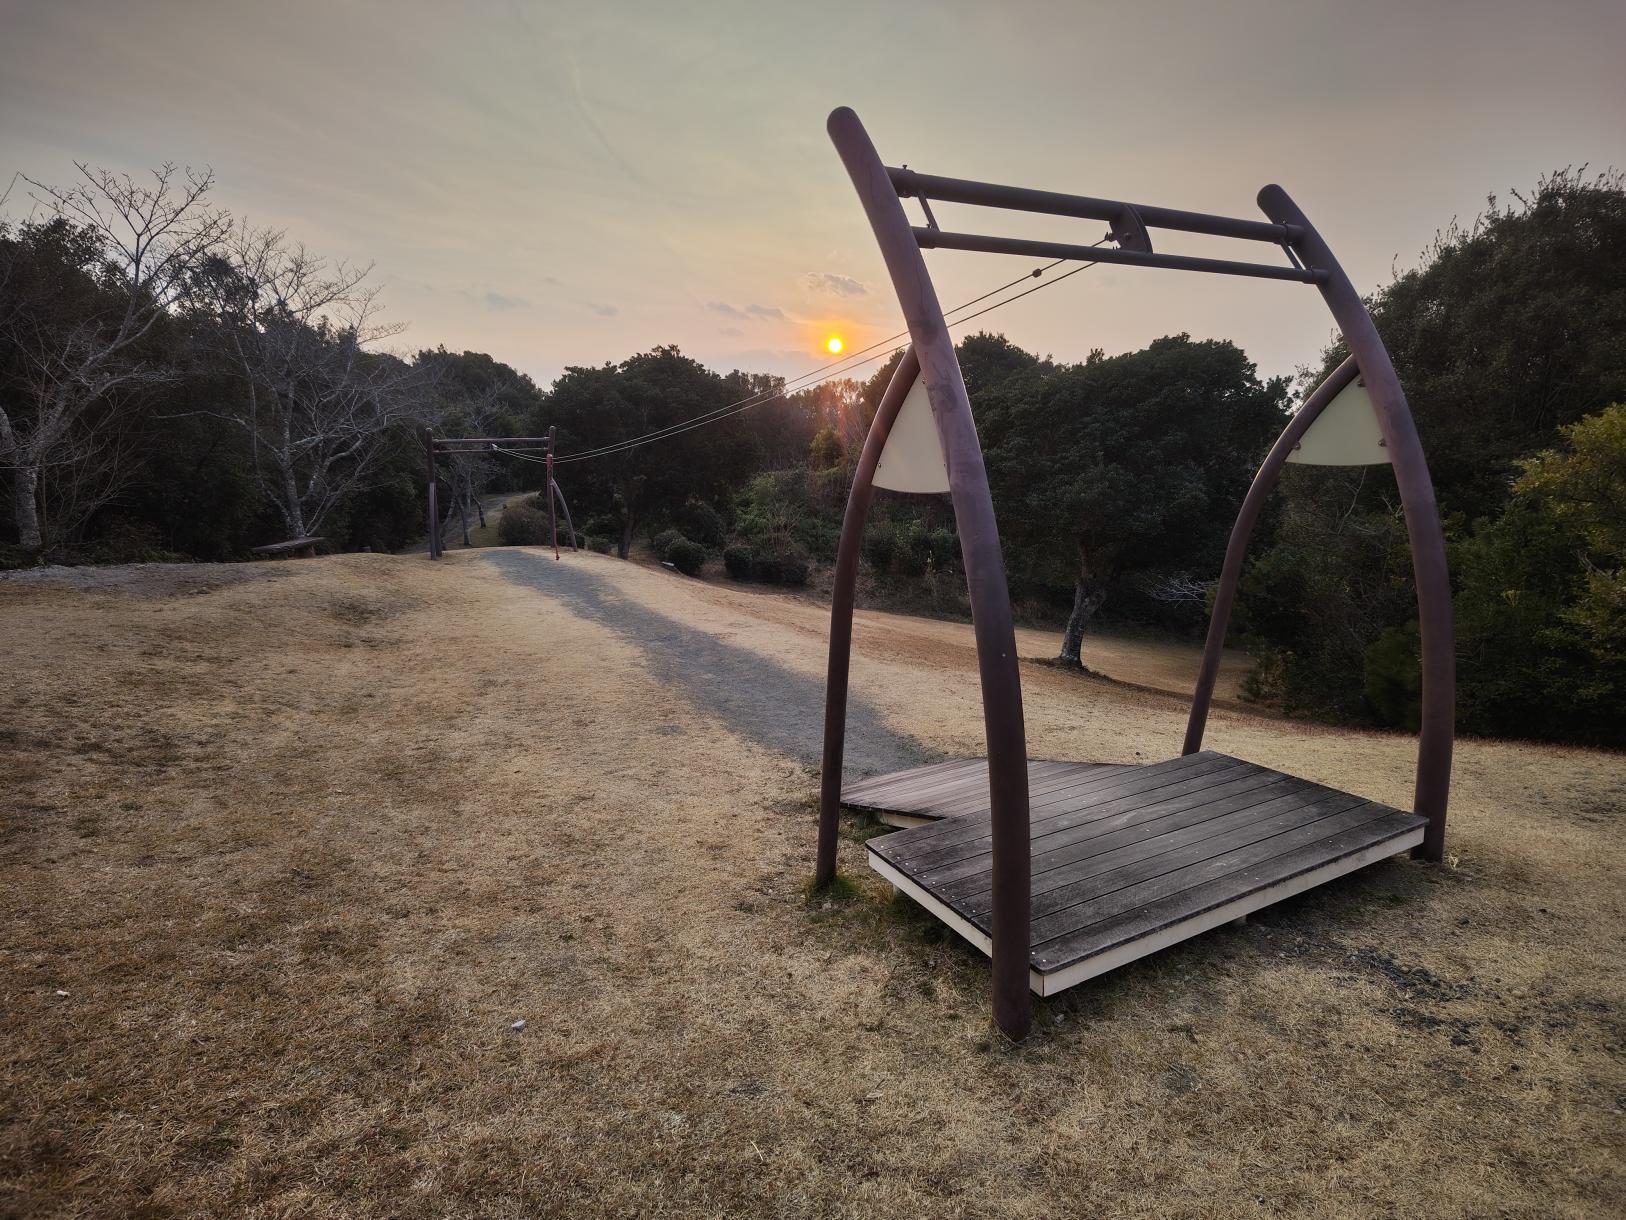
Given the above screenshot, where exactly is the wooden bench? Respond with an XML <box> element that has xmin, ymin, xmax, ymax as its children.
<box><xmin>249</xmin><ymin>537</ymin><xmax>325</xmax><ymax>560</ymax></box>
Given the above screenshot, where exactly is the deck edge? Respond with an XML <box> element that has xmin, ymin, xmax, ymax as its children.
<box><xmin>868</xmin><ymin>825</ymin><xmax>1424</xmax><ymax>997</ymax></box>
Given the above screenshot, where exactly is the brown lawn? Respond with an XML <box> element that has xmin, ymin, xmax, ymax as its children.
<box><xmin>2</xmin><ymin>550</ymin><xmax>1621</xmax><ymax>1218</ymax></box>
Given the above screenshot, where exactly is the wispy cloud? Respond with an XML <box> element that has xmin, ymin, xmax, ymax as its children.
<box><xmin>706</xmin><ymin>301</ymin><xmax>785</xmax><ymax>321</ymax></box>
<box><xmin>483</xmin><ymin>291</ymin><xmax>528</xmax><ymax>312</ymax></box>
<box><xmin>589</xmin><ymin>302</ymin><xmax>619</xmax><ymax>317</ymax></box>
<box><xmin>801</xmin><ymin>271</ymin><xmax>867</xmax><ymax>297</ymax></box>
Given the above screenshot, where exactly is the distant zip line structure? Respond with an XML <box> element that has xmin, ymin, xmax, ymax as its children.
<box><xmin>422</xmin><ymin>239</ymin><xmax>1106</xmax><ymax>558</ymax></box>
<box><xmin>424</xmin><ymin>426</ymin><xmax>577</xmax><ymax>560</ymax></box>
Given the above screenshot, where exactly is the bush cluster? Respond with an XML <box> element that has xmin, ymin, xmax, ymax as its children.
<box><xmin>665</xmin><ymin>537</ymin><xmax>706</xmax><ymax>575</ymax></box>
<box><xmin>722</xmin><ymin>535</ymin><xmax>810</xmax><ymax>586</ymax></box>
<box><xmin>497</xmin><ymin>500</ymin><xmax>551</xmax><ymax>546</ymax></box>
<box><xmin>651</xmin><ymin>528</ymin><xmax>685</xmax><ymax>561</ymax></box>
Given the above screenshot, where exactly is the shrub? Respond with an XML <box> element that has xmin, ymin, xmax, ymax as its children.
<box><xmin>862</xmin><ymin>521</ymin><xmax>896</xmax><ymax>571</ymax></box>
<box><xmin>585</xmin><ymin>535</ymin><xmax>613</xmax><ymax>554</ymax></box>
<box><xmin>666</xmin><ymin>538</ymin><xmax>706</xmax><ymax>576</ymax></box>
<box><xmin>753</xmin><ymin>535</ymin><xmax>811</xmax><ymax>586</ymax></box>
<box><xmin>651</xmin><ymin>528</ymin><xmax>684</xmax><ymax>560</ymax></box>
<box><xmin>723</xmin><ymin>543</ymin><xmax>755</xmax><ymax>580</ymax></box>
<box><xmin>926</xmin><ymin>527</ymin><xmax>959</xmax><ymax>569</ymax></box>
<box><xmin>497</xmin><ymin>500</ymin><xmax>550</xmax><ymax>546</ymax></box>
<box><xmin>676</xmin><ymin>499</ymin><xmax>727</xmax><ymax>550</ymax></box>
<box><xmin>891</xmin><ymin>521</ymin><xmax>930</xmax><ymax>578</ymax></box>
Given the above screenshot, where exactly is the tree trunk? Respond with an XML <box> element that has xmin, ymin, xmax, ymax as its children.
<box><xmin>277</xmin><ymin>461</ymin><xmax>307</xmax><ymax>538</ymax></box>
<box><xmin>617</xmin><ymin>517</ymin><xmax>633</xmax><ymax>560</ymax></box>
<box><xmin>1057</xmin><ymin>568</ymin><xmax>1109</xmax><ymax>669</ymax></box>
<box><xmin>472</xmin><ymin>490</ymin><xmax>486</xmax><ymax>528</ymax></box>
<box><xmin>11</xmin><ymin>462</ymin><xmax>43</xmax><ymax>557</ymax></box>
<box><xmin>456</xmin><ymin>487</ymin><xmax>471</xmax><ymax>547</ymax></box>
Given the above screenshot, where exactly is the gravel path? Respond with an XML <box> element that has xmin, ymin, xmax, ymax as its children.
<box><xmin>482</xmin><ymin>548</ymin><xmax>937</xmax><ymax>778</ymax></box>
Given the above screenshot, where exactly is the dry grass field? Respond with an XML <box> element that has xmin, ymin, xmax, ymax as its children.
<box><xmin>3</xmin><ymin>549</ymin><xmax>1622</xmax><ymax>1218</ymax></box>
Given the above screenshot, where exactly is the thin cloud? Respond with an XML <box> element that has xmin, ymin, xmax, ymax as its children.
<box><xmin>589</xmin><ymin>302</ymin><xmax>619</xmax><ymax>317</ymax></box>
<box><xmin>707</xmin><ymin>301</ymin><xmax>785</xmax><ymax>321</ymax></box>
<box><xmin>483</xmin><ymin>291</ymin><xmax>528</xmax><ymax>312</ymax></box>
<box><xmin>801</xmin><ymin>271</ymin><xmax>867</xmax><ymax>297</ymax></box>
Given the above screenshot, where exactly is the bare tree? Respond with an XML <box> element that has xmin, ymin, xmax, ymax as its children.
<box><xmin>0</xmin><ymin>164</ymin><xmax>227</xmax><ymax>557</ymax></box>
<box><xmin>194</xmin><ymin>224</ymin><xmax>426</xmax><ymax>538</ymax></box>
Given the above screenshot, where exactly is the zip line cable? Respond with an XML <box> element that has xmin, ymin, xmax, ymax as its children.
<box><xmin>550</xmin><ymin>242</ymin><xmax>1107</xmax><ymax>466</ymax></box>
<box><xmin>550</xmin><ymin>256</ymin><xmax>1072</xmax><ymax>465</ymax></box>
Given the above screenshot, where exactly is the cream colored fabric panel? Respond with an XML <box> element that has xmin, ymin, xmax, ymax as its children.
<box><xmin>1288</xmin><ymin>376</ymin><xmax>1391</xmax><ymax>466</ymax></box>
<box><xmin>874</xmin><ymin>374</ymin><xmax>951</xmax><ymax>492</ymax></box>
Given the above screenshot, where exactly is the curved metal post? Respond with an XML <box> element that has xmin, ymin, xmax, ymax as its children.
<box><xmin>425</xmin><ymin>430</ymin><xmax>442</xmax><ymax>560</ymax></box>
<box><xmin>1259</xmin><ymin>187</ymin><xmax>1454</xmax><ymax>862</ymax></box>
<box><xmin>817</xmin><ymin>346</ymin><xmax>921</xmax><ymax>886</ymax></box>
<box><xmin>545</xmin><ymin>426</ymin><xmax>560</xmax><ymax>560</ymax></box>
<box><xmin>552</xmin><ymin>479</ymin><xmax>580</xmax><ymax>551</ymax></box>
<box><xmin>1183</xmin><ymin>357</ymin><xmax>1360</xmax><ymax>755</ymax></box>
<box><xmin>829</xmin><ymin>107</ymin><xmax>1032</xmax><ymax>1039</ymax></box>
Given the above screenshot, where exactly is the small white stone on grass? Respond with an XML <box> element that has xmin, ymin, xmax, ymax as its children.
<box><xmin>54</xmin><ymin>989</ymin><xmax>69</xmax><ymax>997</ymax></box>
<box><xmin>510</xmin><ymin>1019</ymin><xmax>526</xmax><ymax>1032</ymax></box>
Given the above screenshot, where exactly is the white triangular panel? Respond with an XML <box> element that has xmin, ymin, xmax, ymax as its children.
<box><xmin>874</xmin><ymin>374</ymin><xmax>951</xmax><ymax>492</ymax></box>
<box><xmin>1288</xmin><ymin>376</ymin><xmax>1391</xmax><ymax>466</ymax></box>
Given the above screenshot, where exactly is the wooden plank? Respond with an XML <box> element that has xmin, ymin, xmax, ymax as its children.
<box><xmin>1033</xmin><ymin>812</ymin><xmax>1424</xmax><ymax>976</ymax></box>
<box><xmin>899</xmin><ymin>764</ymin><xmax>1287</xmax><ymax>880</ymax></box>
<box><xmin>926</xmin><ymin>772</ymin><xmax>1319</xmax><ymax>900</ymax></box>
<box><xmin>884</xmin><ymin>759</ymin><xmax>1080</xmax><ymax>814</ymax></box>
<box><xmin>876</xmin><ymin>753</ymin><xmax>1237</xmax><ymax>857</ymax></box>
<box><xmin>875</xmin><ymin>755</ymin><xmax>1255</xmax><ymax>868</ymax></box>
<box><xmin>975</xmin><ymin>788</ymin><xmax>1372</xmax><ymax>922</ymax></box>
<box><xmin>913</xmin><ymin>751</ymin><xmax>1217</xmax><ymax>823</ymax></box>
<box><xmin>1027</xmin><ymin>802</ymin><xmax>1413</xmax><ymax>953</ymax></box>
<box><xmin>1029</xmin><ymin>826</ymin><xmax>1423</xmax><ymax>995</ymax></box>
<box><xmin>842</xmin><ymin>758</ymin><xmax>982</xmax><ymax>804</ymax></box>
<box><xmin>868</xmin><ymin>817</ymin><xmax>1423</xmax><ymax>995</ymax></box>
<box><xmin>852</xmin><ymin>758</ymin><xmax>1131</xmax><ymax>832</ymax></box>
<box><xmin>849</xmin><ymin>758</ymin><xmax>1065</xmax><ymax>811</ymax></box>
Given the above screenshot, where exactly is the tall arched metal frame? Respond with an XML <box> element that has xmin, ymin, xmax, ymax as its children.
<box><xmin>818</xmin><ymin>108</ymin><xmax>1454</xmax><ymax>1041</ymax></box>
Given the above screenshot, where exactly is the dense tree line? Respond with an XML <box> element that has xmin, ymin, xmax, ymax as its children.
<box><xmin>1236</xmin><ymin>169</ymin><xmax>1626</xmax><ymax>744</ymax></box>
<box><xmin>0</xmin><ymin>165</ymin><xmax>538</xmax><ymax>562</ymax></box>
<box><xmin>5</xmin><ymin>161</ymin><xmax>1621</xmax><ymax>744</ymax></box>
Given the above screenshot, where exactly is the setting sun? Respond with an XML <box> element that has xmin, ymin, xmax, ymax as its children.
<box><xmin>825</xmin><ymin>335</ymin><xmax>844</xmax><ymax>354</ymax></box>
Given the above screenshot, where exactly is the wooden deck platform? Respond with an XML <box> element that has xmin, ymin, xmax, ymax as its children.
<box><xmin>842</xmin><ymin>758</ymin><xmax>1133</xmax><ymax>826</ymax></box>
<box><xmin>857</xmin><ymin>750</ymin><xmax>1425</xmax><ymax>995</ymax></box>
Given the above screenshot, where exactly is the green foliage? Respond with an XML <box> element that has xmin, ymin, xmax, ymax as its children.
<box><xmin>1363</xmin><ymin>623</ymin><xmax>1423</xmax><ymax>732</ymax></box>
<box><xmin>1242</xmin><ymin>173</ymin><xmax>1626</xmax><ymax>740</ymax></box>
<box><xmin>981</xmin><ymin>333</ymin><xmax>1288</xmax><ymax>631</ymax></box>
<box><xmin>861</xmin><ymin>521</ymin><xmax>896</xmax><ymax>572</ymax></box>
<box><xmin>752</xmin><ymin>536</ymin><xmax>811</xmax><ymax>586</ymax></box>
<box><xmin>585</xmin><ymin>535</ymin><xmax>613</xmax><ymax>554</ymax></box>
<box><xmin>497</xmin><ymin>500</ymin><xmax>551</xmax><ymax>546</ymax></box>
<box><xmin>809</xmin><ymin>426</ymin><xmax>844</xmax><ymax>471</ymax></box>
<box><xmin>723</xmin><ymin>543</ymin><xmax>755</xmax><ymax>581</ymax></box>
<box><xmin>665</xmin><ymin>537</ymin><xmax>706</xmax><ymax>576</ymax></box>
<box><xmin>674</xmin><ymin>498</ymin><xmax>726</xmax><ymax>550</ymax></box>
<box><xmin>651</xmin><ymin>528</ymin><xmax>685</xmax><ymax>560</ymax></box>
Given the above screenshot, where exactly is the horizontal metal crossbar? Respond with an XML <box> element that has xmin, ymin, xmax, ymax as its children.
<box><xmin>889</xmin><ymin>167</ymin><xmax>1301</xmax><ymax>245</ymax></box>
<box><xmin>914</xmin><ymin>228</ymin><xmax>1324</xmax><ymax>283</ymax></box>
<box><xmin>432</xmin><ymin>436</ymin><xmax>555</xmax><ymax>446</ymax></box>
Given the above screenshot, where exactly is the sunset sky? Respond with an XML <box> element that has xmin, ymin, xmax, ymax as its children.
<box><xmin>4</xmin><ymin>0</ymin><xmax>1623</xmax><ymax>390</ymax></box>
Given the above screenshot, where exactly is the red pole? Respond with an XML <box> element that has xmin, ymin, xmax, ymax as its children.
<box><xmin>545</xmin><ymin>426</ymin><xmax>559</xmax><ymax>560</ymax></box>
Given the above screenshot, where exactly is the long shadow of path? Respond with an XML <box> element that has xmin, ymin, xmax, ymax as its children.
<box><xmin>481</xmin><ymin>550</ymin><xmax>939</xmax><ymax>778</ymax></box>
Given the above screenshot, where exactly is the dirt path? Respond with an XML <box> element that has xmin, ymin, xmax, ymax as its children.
<box><xmin>3</xmin><ymin>551</ymin><xmax>1621</xmax><ymax>1219</ymax></box>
